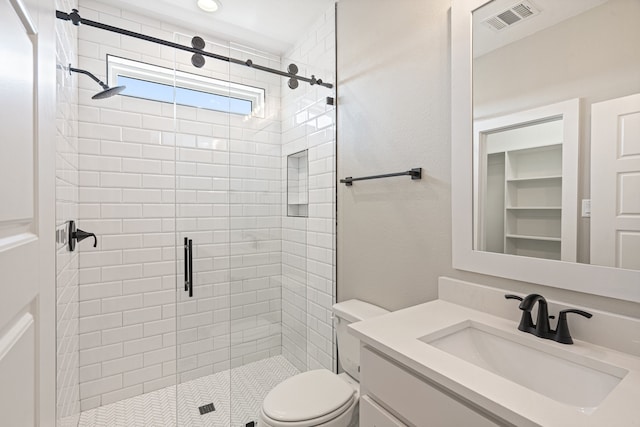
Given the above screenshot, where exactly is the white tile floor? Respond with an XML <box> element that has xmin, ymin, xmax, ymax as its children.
<box><xmin>65</xmin><ymin>356</ymin><xmax>299</xmax><ymax>427</ymax></box>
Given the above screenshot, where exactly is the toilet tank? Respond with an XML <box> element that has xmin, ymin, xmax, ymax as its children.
<box><xmin>333</xmin><ymin>300</ymin><xmax>389</xmax><ymax>381</ymax></box>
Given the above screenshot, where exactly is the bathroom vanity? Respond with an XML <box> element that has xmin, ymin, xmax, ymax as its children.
<box><xmin>358</xmin><ymin>346</ymin><xmax>502</xmax><ymax>426</ymax></box>
<box><xmin>350</xmin><ymin>278</ymin><xmax>640</xmax><ymax>427</ymax></box>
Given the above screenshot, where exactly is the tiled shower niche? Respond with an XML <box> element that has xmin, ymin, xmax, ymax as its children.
<box><xmin>287</xmin><ymin>150</ymin><xmax>309</xmax><ymax>217</ymax></box>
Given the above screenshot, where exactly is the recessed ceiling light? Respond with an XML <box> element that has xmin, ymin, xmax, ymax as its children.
<box><xmin>197</xmin><ymin>0</ymin><xmax>221</xmax><ymax>13</ymax></box>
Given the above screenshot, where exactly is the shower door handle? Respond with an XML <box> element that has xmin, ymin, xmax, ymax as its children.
<box><xmin>188</xmin><ymin>239</ymin><xmax>193</xmax><ymax>297</ymax></box>
<box><xmin>184</xmin><ymin>237</ymin><xmax>189</xmax><ymax>292</ymax></box>
<box><xmin>184</xmin><ymin>237</ymin><xmax>193</xmax><ymax>297</ymax></box>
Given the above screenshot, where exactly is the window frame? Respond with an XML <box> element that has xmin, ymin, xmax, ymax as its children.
<box><xmin>106</xmin><ymin>54</ymin><xmax>266</xmax><ymax>118</ymax></box>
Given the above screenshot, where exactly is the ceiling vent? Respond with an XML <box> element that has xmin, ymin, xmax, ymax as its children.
<box><xmin>483</xmin><ymin>1</ymin><xmax>540</xmax><ymax>31</ymax></box>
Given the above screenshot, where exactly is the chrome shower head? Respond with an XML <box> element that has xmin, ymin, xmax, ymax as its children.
<box><xmin>68</xmin><ymin>65</ymin><xmax>126</xmax><ymax>100</ymax></box>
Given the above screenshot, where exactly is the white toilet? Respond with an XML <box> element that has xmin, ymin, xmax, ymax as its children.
<box><xmin>259</xmin><ymin>300</ymin><xmax>389</xmax><ymax>427</ymax></box>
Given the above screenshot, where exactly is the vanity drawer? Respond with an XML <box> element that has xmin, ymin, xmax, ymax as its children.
<box><xmin>360</xmin><ymin>346</ymin><xmax>502</xmax><ymax>427</ymax></box>
<box><xmin>360</xmin><ymin>395</ymin><xmax>407</xmax><ymax>427</ymax></box>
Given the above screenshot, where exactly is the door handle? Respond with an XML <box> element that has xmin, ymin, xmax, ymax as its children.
<box><xmin>188</xmin><ymin>238</ymin><xmax>193</xmax><ymax>297</ymax></box>
<box><xmin>184</xmin><ymin>237</ymin><xmax>189</xmax><ymax>292</ymax></box>
<box><xmin>184</xmin><ymin>237</ymin><xmax>193</xmax><ymax>297</ymax></box>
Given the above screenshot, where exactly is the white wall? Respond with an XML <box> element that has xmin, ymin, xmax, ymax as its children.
<box><xmin>337</xmin><ymin>0</ymin><xmax>454</xmax><ymax>310</ymax></box>
<box><xmin>55</xmin><ymin>0</ymin><xmax>80</xmax><ymax>421</ymax></box>
<box><xmin>336</xmin><ymin>0</ymin><xmax>640</xmax><ymax>318</ymax></box>
<box><xmin>473</xmin><ymin>0</ymin><xmax>640</xmax><ymax>120</ymax></box>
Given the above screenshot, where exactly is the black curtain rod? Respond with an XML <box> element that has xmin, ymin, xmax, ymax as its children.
<box><xmin>56</xmin><ymin>9</ymin><xmax>333</xmax><ymax>89</ymax></box>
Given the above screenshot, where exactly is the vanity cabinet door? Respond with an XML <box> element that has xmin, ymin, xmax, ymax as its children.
<box><xmin>360</xmin><ymin>395</ymin><xmax>407</xmax><ymax>427</ymax></box>
<box><xmin>361</xmin><ymin>347</ymin><xmax>503</xmax><ymax>427</ymax></box>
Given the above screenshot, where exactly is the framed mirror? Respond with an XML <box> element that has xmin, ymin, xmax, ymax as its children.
<box><xmin>452</xmin><ymin>0</ymin><xmax>640</xmax><ymax>302</ymax></box>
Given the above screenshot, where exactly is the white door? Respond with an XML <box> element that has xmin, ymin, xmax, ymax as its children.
<box><xmin>0</xmin><ymin>0</ymin><xmax>56</xmax><ymax>425</ymax></box>
<box><xmin>591</xmin><ymin>93</ymin><xmax>640</xmax><ymax>270</ymax></box>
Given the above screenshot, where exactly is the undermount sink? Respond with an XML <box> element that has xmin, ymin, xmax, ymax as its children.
<box><xmin>419</xmin><ymin>321</ymin><xmax>628</xmax><ymax>414</ymax></box>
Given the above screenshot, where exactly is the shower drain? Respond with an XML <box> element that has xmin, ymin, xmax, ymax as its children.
<box><xmin>198</xmin><ymin>403</ymin><xmax>215</xmax><ymax>415</ymax></box>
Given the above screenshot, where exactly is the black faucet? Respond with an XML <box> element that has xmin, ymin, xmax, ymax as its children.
<box><xmin>505</xmin><ymin>294</ymin><xmax>592</xmax><ymax>344</ymax></box>
<box><xmin>519</xmin><ymin>293</ymin><xmax>553</xmax><ymax>338</ymax></box>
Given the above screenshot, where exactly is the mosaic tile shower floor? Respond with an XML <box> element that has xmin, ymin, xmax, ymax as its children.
<box><xmin>64</xmin><ymin>356</ymin><xmax>299</xmax><ymax>427</ymax></box>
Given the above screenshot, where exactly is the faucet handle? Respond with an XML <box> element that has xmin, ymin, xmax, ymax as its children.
<box><xmin>560</xmin><ymin>309</ymin><xmax>592</xmax><ymax>318</ymax></box>
<box><xmin>554</xmin><ymin>309</ymin><xmax>593</xmax><ymax>345</ymax></box>
<box><xmin>504</xmin><ymin>294</ymin><xmax>534</xmax><ymax>332</ymax></box>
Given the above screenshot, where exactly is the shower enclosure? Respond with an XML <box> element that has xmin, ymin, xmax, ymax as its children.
<box><xmin>55</xmin><ymin>2</ymin><xmax>337</xmax><ymax>425</ymax></box>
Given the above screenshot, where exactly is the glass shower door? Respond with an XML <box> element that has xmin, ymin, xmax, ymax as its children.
<box><xmin>69</xmin><ymin>49</ymin><xmax>182</xmax><ymax>425</ymax></box>
<box><xmin>172</xmin><ymin>33</ymin><xmax>232</xmax><ymax>426</ymax></box>
<box><xmin>227</xmin><ymin>25</ymin><xmax>338</xmax><ymax>424</ymax></box>
<box><xmin>170</xmin><ymin>8</ymin><xmax>338</xmax><ymax>424</ymax></box>
<box><xmin>227</xmin><ymin>45</ymin><xmax>292</xmax><ymax>427</ymax></box>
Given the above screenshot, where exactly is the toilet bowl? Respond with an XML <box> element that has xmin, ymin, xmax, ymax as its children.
<box><xmin>259</xmin><ymin>300</ymin><xmax>389</xmax><ymax>427</ymax></box>
<box><xmin>259</xmin><ymin>370</ymin><xmax>358</xmax><ymax>427</ymax></box>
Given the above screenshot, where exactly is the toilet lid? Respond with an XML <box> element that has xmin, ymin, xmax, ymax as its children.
<box><xmin>262</xmin><ymin>369</ymin><xmax>355</xmax><ymax>422</ymax></box>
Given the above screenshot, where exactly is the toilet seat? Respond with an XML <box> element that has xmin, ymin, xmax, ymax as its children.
<box><xmin>261</xmin><ymin>369</ymin><xmax>356</xmax><ymax>427</ymax></box>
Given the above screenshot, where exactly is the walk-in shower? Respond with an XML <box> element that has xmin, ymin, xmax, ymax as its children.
<box><xmin>55</xmin><ymin>1</ymin><xmax>337</xmax><ymax>426</ymax></box>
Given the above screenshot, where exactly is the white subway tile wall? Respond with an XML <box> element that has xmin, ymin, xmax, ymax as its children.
<box><xmin>281</xmin><ymin>7</ymin><xmax>337</xmax><ymax>372</ymax></box>
<box><xmin>72</xmin><ymin>0</ymin><xmax>336</xmax><ymax>412</ymax></box>
<box><xmin>56</xmin><ymin>0</ymin><xmax>80</xmax><ymax>422</ymax></box>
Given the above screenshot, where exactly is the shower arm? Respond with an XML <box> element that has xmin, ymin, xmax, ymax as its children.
<box><xmin>68</xmin><ymin>66</ymin><xmax>109</xmax><ymax>90</ymax></box>
<box><xmin>56</xmin><ymin>9</ymin><xmax>334</xmax><ymax>90</ymax></box>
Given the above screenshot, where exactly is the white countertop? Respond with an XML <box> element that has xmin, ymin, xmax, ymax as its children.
<box><xmin>349</xmin><ymin>300</ymin><xmax>640</xmax><ymax>427</ymax></box>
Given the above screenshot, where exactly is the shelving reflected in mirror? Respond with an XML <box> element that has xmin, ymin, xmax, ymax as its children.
<box><xmin>474</xmin><ymin>100</ymin><xmax>578</xmax><ymax>262</ymax></box>
<box><xmin>472</xmin><ymin>0</ymin><xmax>640</xmax><ymax>270</ymax></box>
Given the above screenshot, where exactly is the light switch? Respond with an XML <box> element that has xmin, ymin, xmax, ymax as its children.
<box><xmin>582</xmin><ymin>199</ymin><xmax>591</xmax><ymax>218</ymax></box>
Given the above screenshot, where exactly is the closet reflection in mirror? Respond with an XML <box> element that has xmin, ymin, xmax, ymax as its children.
<box><xmin>472</xmin><ymin>0</ymin><xmax>640</xmax><ymax>269</ymax></box>
<box><xmin>475</xmin><ymin>100</ymin><xmax>578</xmax><ymax>262</ymax></box>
